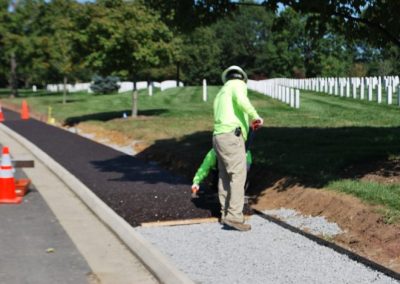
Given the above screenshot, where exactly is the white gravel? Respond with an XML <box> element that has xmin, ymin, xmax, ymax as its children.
<box><xmin>262</xmin><ymin>208</ymin><xmax>343</xmax><ymax>237</ymax></box>
<box><xmin>137</xmin><ymin>215</ymin><xmax>398</xmax><ymax>284</ymax></box>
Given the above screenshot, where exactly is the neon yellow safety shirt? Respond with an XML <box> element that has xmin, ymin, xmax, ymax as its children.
<box><xmin>192</xmin><ymin>149</ymin><xmax>253</xmax><ymax>185</ymax></box>
<box><xmin>213</xmin><ymin>79</ymin><xmax>259</xmax><ymax>140</ymax></box>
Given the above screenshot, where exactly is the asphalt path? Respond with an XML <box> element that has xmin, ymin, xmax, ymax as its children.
<box><xmin>3</xmin><ymin>108</ymin><xmax>217</xmax><ymax>226</ymax></box>
<box><xmin>0</xmin><ymin>166</ymin><xmax>91</xmax><ymax>284</ymax></box>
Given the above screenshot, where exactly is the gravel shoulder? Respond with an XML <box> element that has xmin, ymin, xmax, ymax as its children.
<box><xmin>137</xmin><ymin>215</ymin><xmax>399</xmax><ymax>284</ymax></box>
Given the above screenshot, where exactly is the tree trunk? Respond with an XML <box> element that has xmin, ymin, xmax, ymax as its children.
<box><xmin>176</xmin><ymin>62</ymin><xmax>180</xmax><ymax>87</ymax></box>
<box><xmin>131</xmin><ymin>81</ymin><xmax>138</xmax><ymax>117</ymax></box>
<box><xmin>63</xmin><ymin>75</ymin><xmax>67</xmax><ymax>104</ymax></box>
<box><xmin>10</xmin><ymin>52</ymin><xmax>18</xmax><ymax>98</ymax></box>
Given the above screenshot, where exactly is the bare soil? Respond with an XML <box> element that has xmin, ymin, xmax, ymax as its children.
<box><xmin>56</xmin><ymin>121</ymin><xmax>398</xmax><ymax>273</ymax></box>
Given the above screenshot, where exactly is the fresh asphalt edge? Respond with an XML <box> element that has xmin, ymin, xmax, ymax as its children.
<box><xmin>0</xmin><ymin>123</ymin><xmax>195</xmax><ymax>284</ymax></box>
<box><xmin>253</xmin><ymin>208</ymin><xmax>400</xmax><ymax>281</ymax></box>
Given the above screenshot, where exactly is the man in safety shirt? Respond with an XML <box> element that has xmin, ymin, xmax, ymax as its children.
<box><xmin>212</xmin><ymin>65</ymin><xmax>263</xmax><ymax>231</ymax></box>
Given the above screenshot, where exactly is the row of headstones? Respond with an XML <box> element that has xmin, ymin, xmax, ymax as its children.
<box><xmin>247</xmin><ymin>79</ymin><xmax>301</xmax><ymax>108</ymax></box>
<box><xmin>117</xmin><ymin>81</ymin><xmax>184</xmax><ymax>94</ymax></box>
<box><xmin>201</xmin><ymin>79</ymin><xmax>301</xmax><ymax>109</ymax></box>
<box><xmin>45</xmin><ymin>80</ymin><xmax>184</xmax><ymax>94</ymax></box>
<box><xmin>279</xmin><ymin>76</ymin><xmax>400</xmax><ymax>105</ymax></box>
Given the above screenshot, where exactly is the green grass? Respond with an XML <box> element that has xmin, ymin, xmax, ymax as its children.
<box><xmin>1</xmin><ymin>86</ymin><xmax>400</xmax><ymax>217</ymax></box>
<box><xmin>328</xmin><ymin>179</ymin><xmax>400</xmax><ymax>223</ymax></box>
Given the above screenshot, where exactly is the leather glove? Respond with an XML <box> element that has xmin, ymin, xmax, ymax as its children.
<box><xmin>251</xmin><ymin>118</ymin><xmax>263</xmax><ymax>130</ymax></box>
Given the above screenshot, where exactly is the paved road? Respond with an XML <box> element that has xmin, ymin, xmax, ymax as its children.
<box><xmin>0</xmin><ymin>164</ymin><xmax>91</xmax><ymax>284</ymax></box>
<box><xmin>0</xmin><ymin>130</ymin><xmax>159</xmax><ymax>284</ymax></box>
<box><xmin>3</xmin><ymin>108</ymin><xmax>216</xmax><ymax>226</ymax></box>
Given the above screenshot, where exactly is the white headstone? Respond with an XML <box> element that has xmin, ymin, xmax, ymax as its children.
<box><xmin>334</xmin><ymin>79</ymin><xmax>338</xmax><ymax>96</ymax></box>
<box><xmin>346</xmin><ymin>79</ymin><xmax>350</xmax><ymax>97</ymax></box>
<box><xmin>352</xmin><ymin>79</ymin><xmax>357</xmax><ymax>99</ymax></box>
<box><xmin>377</xmin><ymin>79</ymin><xmax>382</xmax><ymax>103</ymax></box>
<box><xmin>295</xmin><ymin>89</ymin><xmax>300</xmax><ymax>109</ymax></box>
<box><xmin>368</xmin><ymin>80</ymin><xmax>373</xmax><ymax>101</ymax></box>
<box><xmin>360</xmin><ymin>78</ymin><xmax>364</xmax><ymax>100</ymax></box>
<box><xmin>340</xmin><ymin>80</ymin><xmax>344</xmax><ymax>97</ymax></box>
<box><xmin>286</xmin><ymin>87</ymin><xmax>290</xmax><ymax>104</ymax></box>
<box><xmin>388</xmin><ymin>86</ymin><xmax>392</xmax><ymax>105</ymax></box>
<box><xmin>202</xmin><ymin>79</ymin><xmax>207</xmax><ymax>102</ymax></box>
<box><xmin>290</xmin><ymin>88</ymin><xmax>295</xmax><ymax>107</ymax></box>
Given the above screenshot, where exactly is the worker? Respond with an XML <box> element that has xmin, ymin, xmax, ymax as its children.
<box><xmin>191</xmin><ymin>131</ymin><xmax>254</xmax><ymax>194</ymax></box>
<box><xmin>212</xmin><ymin>65</ymin><xmax>263</xmax><ymax>231</ymax></box>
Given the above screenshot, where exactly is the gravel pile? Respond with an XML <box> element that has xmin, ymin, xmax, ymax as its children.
<box><xmin>70</xmin><ymin>127</ymin><xmax>137</xmax><ymax>156</ymax></box>
<box><xmin>137</xmin><ymin>215</ymin><xmax>398</xmax><ymax>284</ymax></box>
<box><xmin>262</xmin><ymin>208</ymin><xmax>343</xmax><ymax>237</ymax></box>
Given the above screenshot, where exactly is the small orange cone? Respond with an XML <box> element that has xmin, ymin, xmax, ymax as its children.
<box><xmin>21</xmin><ymin>100</ymin><xmax>30</xmax><ymax>120</ymax></box>
<box><xmin>0</xmin><ymin>146</ymin><xmax>22</xmax><ymax>204</ymax></box>
<box><xmin>0</xmin><ymin>104</ymin><xmax>4</xmax><ymax>122</ymax></box>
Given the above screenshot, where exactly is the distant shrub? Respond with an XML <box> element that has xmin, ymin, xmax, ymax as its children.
<box><xmin>90</xmin><ymin>75</ymin><xmax>120</xmax><ymax>94</ymax></box>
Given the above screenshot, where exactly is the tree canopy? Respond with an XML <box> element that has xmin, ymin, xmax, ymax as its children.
<box><xmin>0</xmin><ymin>0</ymin><xmax>398</xmax><ymax>89</ymax></box>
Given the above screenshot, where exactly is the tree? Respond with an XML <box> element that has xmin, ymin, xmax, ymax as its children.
<box><xmin>45</xmin><ymin>0</ymin><xmax>85</xmax><ymax>104</ymax></box>
<box><xmin>259</xmin><ymin>7</ymin><xmax>305</xmax><ymax>78</ymax></box>
<box><xmin>84</xmin><ymin>0</ymin><xmax>174</xmax><ymax>117</ymax></box>
<box><xmin>143</xmin><ymin>0</ymin><xmax>237</xmax><ymax>32</ymax></box>
<box><xmin>1</xmin><ymin>0</ymin><xmax>26</xmax><ymax>97</ymax></box>
<box><xmin>146</xmin><ymin>0</ymin><xmax>400</xmax><ymax>50</ymax></box>
<box><xmin>214</xmin><ymin>5</ymin><xmax>275</xmax><ymax>77</ymax></box>
<box><xmin>180</xmin><ymin>26</ymin><xmax>221</xmax><ymax>84</ymax></box>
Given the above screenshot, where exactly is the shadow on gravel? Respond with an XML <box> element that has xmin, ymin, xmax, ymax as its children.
<box><xmin>64</xmin><ymin>108</ymin><xmax>168</xmax><ymax>126</ymax></box>
<box><xmin>134</xmin><ymin>126</ymin><xmax>400</xmax><ymax>206</ymax></box>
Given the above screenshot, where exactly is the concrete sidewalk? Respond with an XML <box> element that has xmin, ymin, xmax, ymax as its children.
<box><xmin>0</xmin><ymin>129</ymin><xmax>158</xmax><ymax>284</ymax></box>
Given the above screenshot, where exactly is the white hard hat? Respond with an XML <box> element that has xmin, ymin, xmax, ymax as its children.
<box><xmin>221</xmin><ymin>65</ymin><xmax>248</xmax><ymax>84</ymax></box>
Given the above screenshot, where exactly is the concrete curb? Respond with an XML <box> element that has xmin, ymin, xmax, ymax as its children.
<box><xmin>0</xmin><ymin>123</ymin><xmax>194</xmax><ymax>284</ymax></box>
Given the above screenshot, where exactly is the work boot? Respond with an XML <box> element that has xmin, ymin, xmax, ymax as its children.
<box><xmin>223</xmin><ymin>219</ymin><xmax>251</xmax><ymax>231</ymax></box>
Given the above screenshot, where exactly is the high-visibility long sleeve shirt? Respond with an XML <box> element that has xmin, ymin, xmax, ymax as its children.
<box><xmin>192</xmin><ymin>149</ymin><xmax>253</xmax><ymax>185</ymax></box>
<box><xmin>213</xmin><ymin>79</ymin><xmax>260</xmax><ymax>140</ymax></box>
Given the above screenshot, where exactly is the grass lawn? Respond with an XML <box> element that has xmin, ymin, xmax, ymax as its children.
<box><xmin>1</xmin><ymin>87</ymin><xmax>400</xmax><ymax>218</ymax></box>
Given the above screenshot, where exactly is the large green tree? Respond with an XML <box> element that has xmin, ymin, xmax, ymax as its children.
<box><xmin>46</xmin><ymin>0</ymin><xmax>85</xmax><ymax>104</ymax></box>
<box><xmin>181</xmin><ymin>26</ymin><xmax>221</xmax><ymax>84</ymax></box>
<box><xmin>1</xmin><ymin>0</ymin><xmax>27</xmax><ymax>97</ymax></box>
<box><xmin>84</xmin><ymin>0</ymin><xmax>174</xmax><ymax>116</ymax></box>
<box><xmin>145</xmin><ymin>0</ymin><xmax>400</xmax><ymax>49</ymax></box>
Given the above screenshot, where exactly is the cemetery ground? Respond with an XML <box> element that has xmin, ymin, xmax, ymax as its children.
<box><xmin>1</xmin><ymin>87</ymin><xmax>400</xmax><ymax>272</ymax></box>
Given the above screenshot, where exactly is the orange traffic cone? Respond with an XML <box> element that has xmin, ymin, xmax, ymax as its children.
<box><xmin>21</xmin><ymin>100</ymin><xmax>30</xmax><ymax>120</ymax></box>
<box><xmin>0</xmin><ymin>104</ymin><xmax>4</xmax><ymax>122</ymax></box>
<box><xmin>0</xmin><ymin>146</ymin><xmax>22</xmax><ymax>204</ymax></box>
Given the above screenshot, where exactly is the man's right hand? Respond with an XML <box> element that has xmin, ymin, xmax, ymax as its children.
<box><xmin>191</xmin><ymin>184</ymin><xmax>200</xmax><ymax>192</ymax></box>
<box><xmin>191</xmin><ymin>184</ymin><xmax>200</xmax><ymax>198</ymax></box>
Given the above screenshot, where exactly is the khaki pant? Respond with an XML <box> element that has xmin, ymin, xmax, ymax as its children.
<box><xmin>213</xmin><ymin>131</ymin><xmax>246</xmax><ymax>223</ymax></box>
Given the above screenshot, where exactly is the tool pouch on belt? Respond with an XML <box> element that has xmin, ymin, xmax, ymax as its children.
<box><xmin>234</xmin><ymin>127</ymin><xmax>242</xmax><ymax>137</ymax></box>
